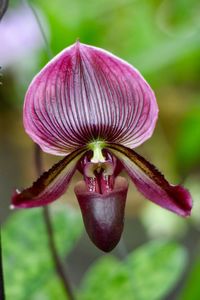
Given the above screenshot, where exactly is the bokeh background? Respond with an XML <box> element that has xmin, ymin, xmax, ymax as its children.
<box><xmin>1</xmin><ymin>0</ymin><xmax>200</xmax><ymax>299</ymax></box>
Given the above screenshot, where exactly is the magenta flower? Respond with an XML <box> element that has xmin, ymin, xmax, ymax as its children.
<box><xmin>12</xmin><ymin>42</ymin><xmax>192</xmax><ymax>252</ymax></box>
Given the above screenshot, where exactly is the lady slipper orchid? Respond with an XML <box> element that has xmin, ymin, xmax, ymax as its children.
<box><xmin>12</xmin><ymin>42</ymin><xmax>192</xmax><ymax>252</ymax></box>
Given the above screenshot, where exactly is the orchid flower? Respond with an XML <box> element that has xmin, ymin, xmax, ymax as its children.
<box><xmin>12</xmin><ymin>42</ymin><xmax>192</xmax><ymax>252</ymax></box>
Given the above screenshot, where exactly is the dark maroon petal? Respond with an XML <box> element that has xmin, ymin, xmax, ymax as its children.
<box><xmin>74</xmin><ymin>176</ymin><xmax>128</xmax><ymax>252</ymax></box>
<box><xmin>24</xmin><ymin>42</ymin><xmax>158</xmax><ymax>155</ymax></box>
<box><xmin>108</xmin><ymin>144</ymin><xmax>192</xmax><ymax>217</ymax></box>
<box><xmin>12</xmin><ymin>148</ymin><xmax>85</xmax><ymax>208</ymax></box>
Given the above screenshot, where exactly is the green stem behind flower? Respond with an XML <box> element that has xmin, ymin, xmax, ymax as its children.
<box><xmin>23</xmin><ymin>0</ymin><xmax>53</xmax><ymax>58</ymax></box>
<box><xmin>34</xmin><ymin>145</ymin><xmax>75</xmax><ymax>300</ymax></box>
<box><xmin>0</xmin><ymin>233</ymin><xmax>5</xmax><ymax>299</ymax></box>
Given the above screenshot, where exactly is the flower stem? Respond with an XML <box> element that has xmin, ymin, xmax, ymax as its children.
<box><xmin>42</xmin><ymin>207</ymin><xmax>75</xmax><ymax>300</ymax></box>
<box><xmin>23</xmin><ymin>0</ymin><xmax>53</xmax><ymax>58</ymax></box>
<box><xmin>34</xmin><ymin>145</ymin><xmax>75</xmax><ymax>300</ymax></box>
<box><xmin>0</xmin><ymin>233</ymin><xmax>5</xmax><ymax>300</ymax></box>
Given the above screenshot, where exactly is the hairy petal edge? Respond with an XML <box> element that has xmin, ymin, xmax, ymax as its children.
<box><xmin>12</xmin><ymin>147</ymin><xmax>86</xmax><ymax>208</ymax></box>
<box><xmin>108</xmin><ymin>144</ymin><xmax>192</xmax><ymax>217</ymax></box>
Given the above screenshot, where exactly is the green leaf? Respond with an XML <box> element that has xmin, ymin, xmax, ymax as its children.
<box><xmin>80</xmin><ymin>240</ymin><xmax>187</xmax><ymax>300</ymax></box>
<box><xmin>126</xmin><ymin>240</ymin><xmax>187</xmax><ymax>300</ymax></box>
<box><xmin>80</xmin><ymin>256</ymin><xmax>131</xmax><ymax>300</ymax></box>
<box><xmin>32</xmin><ymin>276</ymin><xmax>67</xmax><ymax>300</ymax></box>
<box><xmin>2</xmin><ymin>205</ymin><xmax>83</xmax><ymax>300</ymax></box>
<box><xmin>178</xmin><ymin>255</ymin><xmax>200</xmax><ymax>300</ymax></box>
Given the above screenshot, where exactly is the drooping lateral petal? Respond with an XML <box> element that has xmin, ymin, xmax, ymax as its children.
<box><xmin>24</xmin><ymin>42</ymin><xmax>158</xmax><ymax>155</ymax></box>
<box><xmin>12</xmin><ymin>148</ymin><xmax>86</xmax><ymax>208</ymax></box>
<box><xmin>108</xmin><ymin>144</ymin><xmax>192</xmax><ymax>217</ymax></box>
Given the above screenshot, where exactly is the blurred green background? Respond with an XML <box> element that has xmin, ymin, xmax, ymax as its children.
<box><xmin>1</xmin><ymin>0</ymin><xmax>200</xmax><ymax>299</ymax></box>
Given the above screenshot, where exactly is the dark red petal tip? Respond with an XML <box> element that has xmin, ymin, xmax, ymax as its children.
<box><xmin>74</xmin><ymin>176</ymin><xmax>128</xmax><ymax>252</ymax></box>
<box><xmin>167</xmin><ymin>185</ymin><xmax>192</xmax><ymax>217</ymax></box>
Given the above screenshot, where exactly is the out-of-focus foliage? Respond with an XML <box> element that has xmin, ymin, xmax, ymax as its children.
<box><xmin>32</xmin><ymin>277</ymin><xmax>67</xmax><ymax>300</ymax></box>
<box><xmin>32</xmin><ymin>0</ymin><xmax>200</xmax><ymax>85</ymax></box>
<box><xmin>80</xmin><ymin>241</ymin><xmax>187</xmax><ymax>300</ymax></box>
<box><xmin>5</xmin><ymin>0</ymin><xmax>195</xmax><ymax>88</ymax></box>
<box><xmin>141</xmin><ymin>204</ymin><xmax>188</xmax><ymax>238</ymax></box>
<box><xmin>2</xmin><ymin>205</ymin><xmax>83</xmax><ymax>300</ymax></box>
<box><xmin>179</xmin><ymin>253</ymin><xmax>200</xmax><ymax>300</ymax></box>
<box><xmin>176</xmin><ymin>104</ymin><xmax>200</xmax><ymax>173</ymax></box>
<box><xmin>1</xmin><ymin>0</ymin><xmax>200</xmax><ymax>299</ymax></box>
<box><xmin>3</xmin><ymin>205</ymin><xmax>187</xmax><ymax>300</ymax></box>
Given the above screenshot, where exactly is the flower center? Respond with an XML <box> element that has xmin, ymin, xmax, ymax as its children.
<box><xmin>79</xmin><ymin>141</ymin><xmax>116</xmax><ymax>194</ymax></box>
